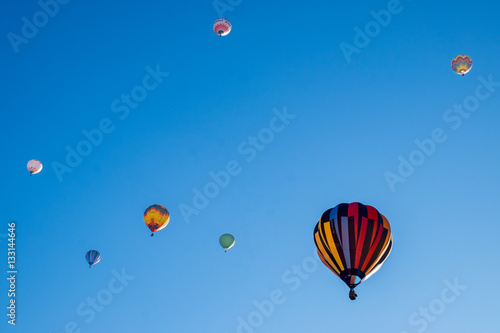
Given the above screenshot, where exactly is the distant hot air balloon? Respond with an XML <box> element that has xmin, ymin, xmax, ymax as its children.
<box><xmin>451</xmin><ymin>55</ymin><xmax>472</xmax><ymax>76</ymax></box>
<box><xmin>27</xmin><ymin>159</ymin><xmax>43</xmax><ymax>175</ymax></box>
<box><xmin>213</xmin><ymin>18</ymin><xmax>231</xmax><ymax>36</ymax></box>
<box><xmin>313</xmin><ymin>202</ymin><xmax>393</xmax><ymax>300</ymax></box>
<box><xmin>219</xmin><ymin>234</ymin><xmax>235</xmax><ymax>252</ymax></box>
<box><xmin>144</xmin><ymin>204</ymin><xmax>170</xmax><ymax>236</ymax></box>
<box><xmin>85</xmin><ymin>250</ymin><xmax>101</xmax><ymax>268</ymax></box>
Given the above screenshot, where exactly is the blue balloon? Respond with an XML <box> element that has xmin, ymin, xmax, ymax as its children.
<box><xmin>85</xmin><ymin>250</ymin><xmax>101</xmax><ymax>268</ymax></box>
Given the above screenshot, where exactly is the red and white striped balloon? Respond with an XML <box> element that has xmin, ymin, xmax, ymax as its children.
<box><xmin>213</xmin><ymin>18</ymin><xmax>231</xmax><ymax>36</ymax></box>
<box><xmin>27</xmin><ymin>159</ymin><xmax>43</xmax><ymax>175</ymax></box>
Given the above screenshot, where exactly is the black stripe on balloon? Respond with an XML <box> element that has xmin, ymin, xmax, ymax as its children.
<box><xmin>348</xmin><ymin>215</ymin><xmax>356</xmax><ymax>270</ymax></box>
<box><xmin>359</xmin><ymin>203</ymin><xmax>370</xmax><ymax>245</ymax></box>
<box><xmin>376</xmin><ymin>211</ymin><xmax>383</xmax><ymax>226</ymax></box>
<box><xmin>377</xmin><ymin>237</ymin><xmax>392</xmax><ymax>265</ymax></box>
<box><xmin>320</xmin><ymin>208</ymin><xmax>332</xmax><ymax>223</ymax></box>
<box><xmin>358</xmin><ymin>203</ymin><xmax>367</xmax><ymax>221</ymax></box>
<box><xmin>363</xmin><ymin>225</ymin><xmax>382</xmax><ymax>270</ymax></box>
<box><xmin>359</xmin><ymin>218</ymin><xmax>374</xmax><ymax>271</ymax></box>
<box><xmin>337</xmin><ymin>203</ymin><xmax>349</xmax><ymax>246</ymax></box>
<box><xmin>364</xmin><ymin>228</ymin><xmax>389</xmax><ymax>272</ymax></box>
<box><xmin>337</xmin><ymin>203</ymin><xmax>348</xmax><ymax>220</ymax></box>
<box><xmin>371</xmin><ymin>216</ymin><xmax>381</xmax><ymax>248</ymax></box>
<box><xmin>356</xmin><ymin>213</ymin><xmax>363</xmax><ymax>245</ymax></box>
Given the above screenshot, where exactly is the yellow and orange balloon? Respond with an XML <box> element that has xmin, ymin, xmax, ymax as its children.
<box><xmin>144</xmin><ymin>204</ymin><xmax>170</xmax><ymax>236</ymax></box>
<box><xmin>451</xmin><ymin>55</ymin><xmax>472</xmax><ymax>76</ymax></box>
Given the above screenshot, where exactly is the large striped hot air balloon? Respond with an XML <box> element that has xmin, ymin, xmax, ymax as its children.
<box><xmin>313</xmin><ymin>202</ymin><xmax>393</xmax><ymax>300</ymax></box>
<box><xmin>144</xmin><ymin>204</ymin><xmax>170</xmax><ymax>236</ymax></box>
<box><xmin>27</xmin><ymin>159</ymin><xmax>43</xmax><ymax>175</ymax></box>
<box><xmin>213</xmin><ymin>18</ymin><xmax>231</xmax><ymax>36</ymax></box>
<box><xmin>85</xmin><ymin>250</ymin><xmax>101</xmax><ymax>268</ymax></box>
<box><xmin>451</xmin><ymin>55</ymin><xmax>472</xmax><ymax>76</ymax></box>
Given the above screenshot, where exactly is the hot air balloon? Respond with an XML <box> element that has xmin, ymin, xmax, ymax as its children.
<box><xmin>219</xmin><ymin>234</ymin><xmax>235</xmax><ymax>252</ymax></box>
<box><xmin>27</xmin><ymin>159</ymin><xmax>43</xmax><ymax>175</ymax></box>
<box><xmin>144</xmin><ymin>204</ymin><xmax>170</xmax><ymax>236</ymax></box>
<box><xmin>313</xmin><ymin>202</ymin><xmax>392</xmax><ymax>300</ymax></box>
<box><xmin>213</xmin><ymin>18</ymin><xmax>231</xmax><ymax>36</ymax></box>
<box><xmin>85</xmin><ymin>250</ymin><xmax>101</xmax><ymax>268</ymax></box>
<box><xmin>451</xmin><ymin>55</ymin><xmax>472</xmax><ymax>76</ymax></box>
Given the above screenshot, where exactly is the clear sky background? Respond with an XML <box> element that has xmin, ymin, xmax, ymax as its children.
<box><xmin>1</xmin><ymin>0</ymin><xmax>500</xmax><ymax>332</ymax></box>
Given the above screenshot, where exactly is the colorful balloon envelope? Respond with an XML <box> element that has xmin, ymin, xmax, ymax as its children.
<box><xmin>85</xmin><ymin>250</ymin><xmax>101</xmax><ymax>268</ymax></box>
<box><xmin>451</xmin><ymin>55</ymin><xmax>472</xmax><ymax>76</ymax></box>
<box><xmin>213</xmin><ymin>18</ymin><xmax>231</xmax><ymax>36</ymax></box>
<box><xmin>27</xmin><ymin>159</ymin><xmax>43</xmax><ymax>175</ymax></box>
<box><xmin>144</xmin><ymin>204</ymin><xmax>170</xmax><ymax>236</ymax></box>
<box><xmin>219</xmin><ymin>234</ymin><xmax>235</xmax><ymax>252</ymax></box>
<box><xmin>313</xmin><ymin>202</ymin><xmax>392</xmax><ymax>300</ymax></box>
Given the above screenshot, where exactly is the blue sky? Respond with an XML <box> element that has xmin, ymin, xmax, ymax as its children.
<box><xmin>1</xmin><ymin>0</ymin><xmax>500</xmax><ymax>332</ymax></box>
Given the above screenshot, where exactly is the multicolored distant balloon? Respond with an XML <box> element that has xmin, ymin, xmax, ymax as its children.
<box><xmin>213</xmin><ymin>18</ymin><xmax>231</xmax><ymax>36</ymax></box>
<box><xmin>27</xmin><ymin>159</ymin><xmax>43</xmax><ymax>175</ymax></box>
<box><xmin>85</xmin><ymin>250</ymin><xmax>101</xmax><ymax>268</ymax></box>
<box><xmin>313</xmin><ymin>202</ymin><xmax>393</xmax><ymax>300</ymax></box>
<box><xmin>219</xmin><ymin>234</ymin><xmax>235</xmax><ymax>252</ymax></box>
<box><xmin>144</xmin><ymin>204</ymin><xmax>170</xmax><ymax>236</ymax></box>
<box><xmin>451</xmin><ymin>55</ymin><xmax>472</xmax><ymax>76</ymax></box>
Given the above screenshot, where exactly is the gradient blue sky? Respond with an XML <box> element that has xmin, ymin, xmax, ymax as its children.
<box><xmin>2</xmin><ymin>0</ymin><xmax>500</xmax><ymax>332</ymax></box>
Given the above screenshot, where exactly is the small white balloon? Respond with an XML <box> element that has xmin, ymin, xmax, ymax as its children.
<box><xmin>27</xmin><ymin>159</ymin><xmax>43</xmax><ymax>175</ymax></box>
<box><xmin>213</xmin><ymin>18</ymin><xmax>232</xmax><ymax>36</ymax></box>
